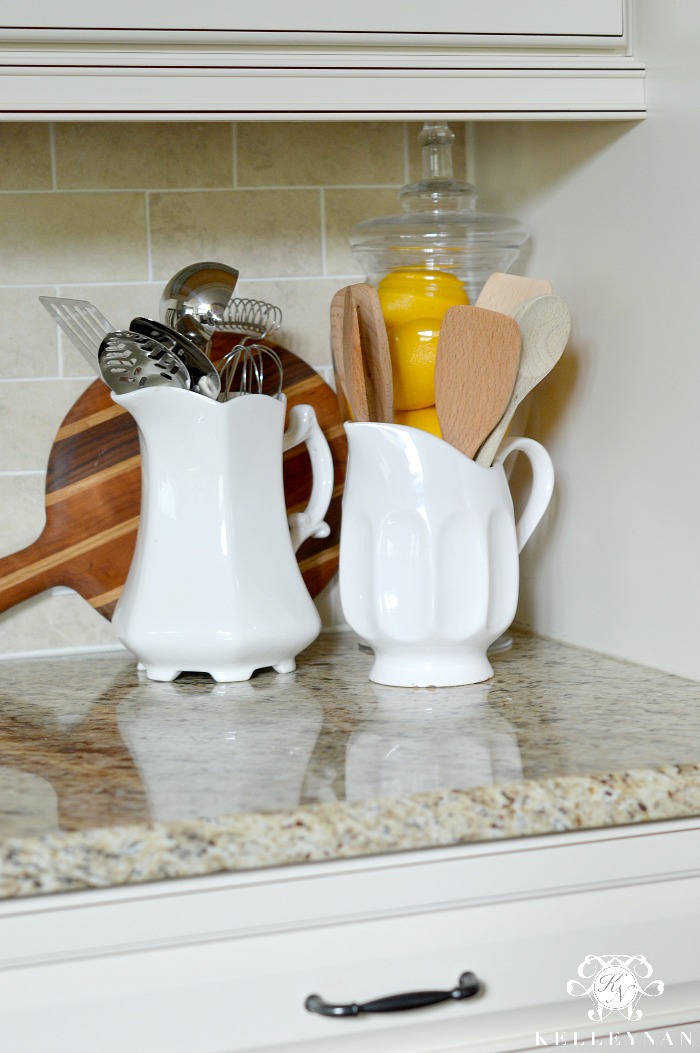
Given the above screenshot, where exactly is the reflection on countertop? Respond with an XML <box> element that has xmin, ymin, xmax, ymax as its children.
<box><xmin>1</xmin><ymin>628</ymin><xmax>700</xmax><ymax>899</ymax></box>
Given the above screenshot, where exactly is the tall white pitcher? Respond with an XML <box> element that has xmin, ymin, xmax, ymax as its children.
<box><xmin>113</xmin><ymin>388</ymin><xmax>333</xmax><ymax>682</ymax></box>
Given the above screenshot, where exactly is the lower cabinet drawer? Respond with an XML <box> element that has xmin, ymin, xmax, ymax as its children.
<box><xmin>2</xmin><ymin>877</ymin><xmax>700</xmax><ymax>1053</ymax></box>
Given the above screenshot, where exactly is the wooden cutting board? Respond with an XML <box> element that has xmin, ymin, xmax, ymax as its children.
<box><xmin>0</xmin><ymin>337</ymin><xmax>347</xmax><ymax>620</ymax></box>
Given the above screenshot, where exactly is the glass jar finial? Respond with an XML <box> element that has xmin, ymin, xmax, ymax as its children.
<box><xmin>398</xmin><ymin>122</ymin><xmax>478</xmax><ymax>214</ymax></box>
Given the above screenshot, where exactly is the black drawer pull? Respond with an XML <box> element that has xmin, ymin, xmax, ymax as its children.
<box><xmin>305</xmin><ymin>970</ymin><xmax>482</xmax><ymax>1017</ymax></box>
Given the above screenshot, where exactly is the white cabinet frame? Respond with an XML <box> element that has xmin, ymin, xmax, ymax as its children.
<box><xmin>0</xmin><ymin>1</ymin><xmax>645</xmax><ymax>119</ymax></box>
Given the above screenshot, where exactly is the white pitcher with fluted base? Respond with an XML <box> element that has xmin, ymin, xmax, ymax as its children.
<box><xmin>113</xmin><ymin>388</ymin><xmax>333</xmax><ymax>682</ymax></box>
<box><xmin>339</xmin><ymin>423</ymin><xmax>553</xmax><ymax>687</ymax></box>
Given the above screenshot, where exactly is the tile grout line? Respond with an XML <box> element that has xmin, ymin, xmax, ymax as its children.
<box><xmin>48</xmin><ymin>122</ymin><xmax>58</xmax><ymax>191</ymax></box>
<box><xmin>319</xmin><ymin>188</ymin><xmax>328</xmax><ymax>277</ymax></box>
<box><xmin>403</xmin><ymin>121</ymin><xmax>411</xmax><ymax>183</ymax></box>
<box><xmin>0</xmin><ymin>183</ymin><xmax>403</xmax><ymax>195</ymax></box>
<box><xmin>144</xmin><ymin>190</ymin><xmax>154</xmax><ymax>283</ymax></box>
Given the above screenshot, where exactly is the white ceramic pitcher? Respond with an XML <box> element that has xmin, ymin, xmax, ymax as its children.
<box><xmin>339</xmin><ymin>423</ymin><xmax>554</xmax><ymax>687</ymax></box>
<box><xmin>112</xmin><ymin>388</ymin><xmax>333</xmax><ymax>682</ymax></box>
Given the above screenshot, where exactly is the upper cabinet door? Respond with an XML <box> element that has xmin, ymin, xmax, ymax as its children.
<box><xmin>0</xmin><ymin>0</ymin><xmax>645</xmax><ymax>120</ymax></box>
<box><xmin>0</xmin><ymin>0</ymin><xmax>626</xmax><ymax>44</ymax></box>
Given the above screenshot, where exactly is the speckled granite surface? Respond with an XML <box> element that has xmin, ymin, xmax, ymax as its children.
<box><xmin>1</xmin><ymin>628</ymin><xmax>700</xmax><ymax>900</ymax></box>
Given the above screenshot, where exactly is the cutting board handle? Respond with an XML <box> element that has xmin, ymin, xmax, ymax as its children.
<box><xmin>0</xmin><ymin>537</ymin><xmax>63</xmax><ymax>614</ymax></box>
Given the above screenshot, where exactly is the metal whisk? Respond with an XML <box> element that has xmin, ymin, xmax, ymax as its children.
<box><xmin>219</xmin><ymin>298</ymin><xmax>282</xmax><ymax>339</ymax></box>
<box><xmin>217</xmin><ymin>341</ymin><xmax>284</xmax><ymax>401</ymax></box>
<box><xmin>215</xmin><ymin>295</ymin><xmax>284</xmax><ymax>400</ymax></box>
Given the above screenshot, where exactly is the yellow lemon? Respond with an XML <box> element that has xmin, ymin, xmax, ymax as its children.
<box><xmin>387</xmin><ymin>317</ymin><xmax>440</xmax><ymax>411</ymax></box>
<box><xmin>394</xmin><ymin>405</ymin><xmax>442</xmax><ymax>438</ymax></box>
<box><xmin>378</xmin><ymin>268</ymin><xmax>469</xmax><ymax>329</ymax></box>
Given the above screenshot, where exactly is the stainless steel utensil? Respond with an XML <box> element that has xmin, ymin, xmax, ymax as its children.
<box><xmin>98</xmin><ymin>332</ymin><xmax>191</xmax><ymax>394</ymax></box>
<box><xmin>129</xmin><ymin>316</ymin><xmax>221</xmax><ymax>399</ymax></box>
<box><xmin>218</xmin><ymin>298</ymin><xmax>282</xmax><ymax>340</ymax></box>
<box><xmin>173</xmin><ymin>312</ymin><xmax>211</xmax><ymax>351</ymax></box>
<box><xmin>39</xmin><ymin>296</ymin><xmax>114</xmax><ymax>372</ymax></box>
<box><xmin>159</xmin><ymin>262</ymin><xmax>240</xmax><ymax>342</ymax></box>
<box><xmin>218</xmin><ymin>342</ymin><xmax>284</xmax><ymax>401</ymax></box>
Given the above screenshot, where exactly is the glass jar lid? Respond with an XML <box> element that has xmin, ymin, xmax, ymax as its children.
<box><xmin>349</xmin><ymin>123</ymin><xmax>529</xmax><ymax>303</ymax></box>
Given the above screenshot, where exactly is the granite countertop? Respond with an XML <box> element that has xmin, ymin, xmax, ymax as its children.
<box><xmin>1</xmin><ymin>629</ymin><xmax>700</xmax><ymax>900</ymax></box>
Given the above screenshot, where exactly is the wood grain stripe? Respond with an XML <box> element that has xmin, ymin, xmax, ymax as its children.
<box><xmin>48</xmin><ymin>413</ymin><xmax>140</xmax><ymax>492</ymax></box>
<box><xmin>298</xmin><ymin>544</ymin><xmax>339</xmax><ymax>574</ymax></box>
<box><xmin>56</xmin><ymin>402</ymin><xmax>127</xmax><ymax>440</ymax></box>
<box><xmin>45</xmin><ymin>456</ymin><xmax>141</xmax><ymax>506</ymax></box>
<box><xmin>0</xmin><ymin>517</ymin><xmax>139</xmax><ymax>593</ymax></box>
<box><xmin>89</xmin><ymin>585</ymin><xmax>124</xmax><ymax>610</ymax></box>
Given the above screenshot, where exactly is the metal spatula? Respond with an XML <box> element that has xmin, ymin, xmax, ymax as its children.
<box><xmin>39</xmin><ymin>296</ymin><xmax>114</xmax><ymax>373</ymax></box>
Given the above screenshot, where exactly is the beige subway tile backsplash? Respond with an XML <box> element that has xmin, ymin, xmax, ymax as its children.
<box><xmin>149</xmin><ymin>189</ymin><xmax>323</xmax><ymax>280</ymax></box>
<box><xmin>0</xmin><ymin>476</ymin><xmax>47</xmax><ymax>558</ymax></box>
<box><xmin>54</xmin><ymin>122</ymin><xmax>234</xmax><ymax>190</ymax></box>
<box><xmin>0</xmin><ymin>380</ymin><xmax>90</xmax><ymax>473</ymax></box>
<box><xmin>0</xmin><ymin>124</ymin><xmax>52</xmax><ymax>191</ymax></box>
<box><xmin>235</xmin><ymin>277</ymin><xmax>352</xmax><ymax>365</ymax></box>
<box><xmin>323</xmin><ymin>187</ymin><xmax>399</xmax><ymax>276</ymax></box>
<box><xmin>0</xmin><ymin>192</ymin><xmax>149</xmax><ymax>285</ymax></box>
<box><xmin>237</xmin><ymin>121</ymin><xmax>406</xmax><ymax>187</ymax></box>
<box><xmin>0</xmin><ymin>593</ymin><xmax>118</xmax><ymax>655</ymax></box>
<box><xmin>0</xmin><ymin>119</ymin><xmax>466</xmax><ymax>657</ymax></box>
<box><xmin>1</xmin><ymin>288</ymin><xmax>59</xmax><ymax>378</ymax></box>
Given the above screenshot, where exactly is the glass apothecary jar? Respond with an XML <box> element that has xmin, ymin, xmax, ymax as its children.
<box><xmin>346</xmin><ymin>123</ymin><xmax>528</xmax><ymax>434</ymax></box>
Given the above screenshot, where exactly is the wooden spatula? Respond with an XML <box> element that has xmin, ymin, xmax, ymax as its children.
<box><xmin>342</xmin><ymin>286</ymin><xmax>370</xmax><ymax>422</ymax></box>
<box><xmin>476</xmin><ymin>273</ymin><xmax>554</xmax><ymax>316</ymax></box>
<box><xmin>435</xmin><ymin>305</ymin><xmax>522</xmax><ymax>459</ymax></box>
<box><xmin>351</xmin><ymin>283</ymin><xmax>394</xmax><ymax>424</ymax></box>
<box><xmin>475</xmin><ymin>294</ymin><xmax>571</xmax><ymax>467</ymax></box>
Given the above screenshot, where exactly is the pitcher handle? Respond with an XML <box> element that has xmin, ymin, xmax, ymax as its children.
<box><xmin>283</xmin><ymin>405</ymin><xmax>334</xmax><ymax>553</ymax></box>
<box><xmin>494</xmin><ymin>437</ymin><xmax>554</xmax><ymax>553</ymax></box>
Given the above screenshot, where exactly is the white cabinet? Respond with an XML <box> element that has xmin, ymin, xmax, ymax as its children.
<box><xmin>1</xmin><ymin>819</ymin><xmax>699</xmax><ymax>1052</ymax></box>
<box><xmin>0</xmin><ymin>1</ymin><xmax>645</xmax><ymax>119</ymax></box>
<box><xmin>0</xmin><ymin>1</ymin><xmax>628</xmax><ymax>45</ymax></box>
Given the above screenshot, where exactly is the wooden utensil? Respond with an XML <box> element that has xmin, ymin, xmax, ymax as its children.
<box><xmin>351</xmin><ymin>282</ymin><xmax>393</xmax><ymax>424</ymax></box>
<box><xmin>0</xmin><ymin>339</ymin><xmax>347</xmax><ymax>621</ymax></box>
<box><xmin>476</xmin><ymin>273</ymin><xmax>554</xmax><ymax>316</ymax></box>
<box><xmin>434</xmin><ymin>305</ymin><xmax>522</xmax><ymax>459</ymax></box>
<box><xmin>330</xmin><ymin>287</ymin><xmax>349</xmax><ymax>418</ymax></box>
<box><xmin>475</xmin><ymin>294</ymin><xmax>571</xmax><ymax>467</ymax></box>
<box><xmin>342</xmin><ymin>286</ymin><xmax>370</xmax><ymax>423</ymax></box>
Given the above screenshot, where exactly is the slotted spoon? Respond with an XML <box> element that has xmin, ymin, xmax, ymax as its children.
<box><xmin>130</xmin><ymin>316</ymin><xmax>220</xmax><ymax>399</ymax></box>
<box><xmin>98</xmin><ymin>332</ymin><xmax>191</xmax><ymax>394</ymax></box>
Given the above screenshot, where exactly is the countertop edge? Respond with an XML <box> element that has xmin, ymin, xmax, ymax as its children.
<box><xmin>2</xmin><ymin>761</ymin><xmax>700</xmax><ymax>901</ymax></box>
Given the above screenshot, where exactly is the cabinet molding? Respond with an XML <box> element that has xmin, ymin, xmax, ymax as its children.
<box><xmin>0</xmin><ymin>1</ymin><xmax>645</xmax><ymax>119</ymax></box>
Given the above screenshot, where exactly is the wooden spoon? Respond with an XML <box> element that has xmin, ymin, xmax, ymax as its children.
<box><xmin>330</xmin><ymin>286</ymin><xmax>349</xmax><ymax>418</ymax></box>
<box><xmin>351</xmin><ymin>282</ymin><xmax>394</xmax><ymax>423</ymax></box>
<box><xmin>434</xmin><ymin>305</ymin><xmax>522</xmax><ymax>459</ymax></box>
<box><xmin>475</xmin><ymin>294</ymin><xmax>571</xmax><ymax>467</ymax></box>
<box><xmin>476</xmin><ymin>272</ymin><xmax>554</xmax><ymax>316</ymax></box>
<box><xmin>342</xmin><ymin>286</ymin><xmax>370</xmax><ymax>422</ymax></box>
